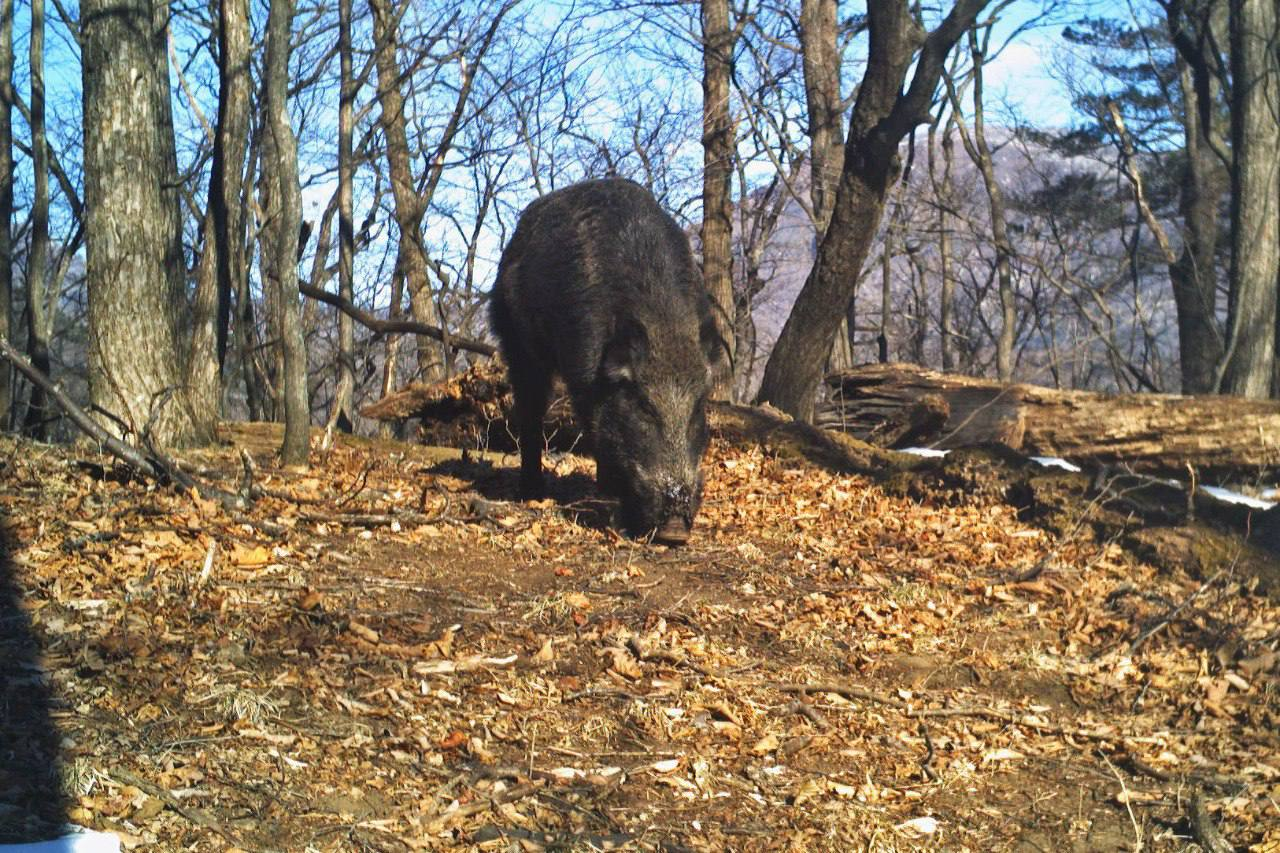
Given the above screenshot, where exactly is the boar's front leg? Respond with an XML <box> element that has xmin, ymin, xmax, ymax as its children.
<box><xmin>508</xmin><ymin>359</ymin><xmax>551</xmax><ymax>499</ymax></box>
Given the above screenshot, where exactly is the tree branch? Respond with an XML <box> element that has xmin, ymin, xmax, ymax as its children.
<box><xmin>297</xmin><ymin>282</ymin><xmax>496</xmax><ymax>357</ymax></box>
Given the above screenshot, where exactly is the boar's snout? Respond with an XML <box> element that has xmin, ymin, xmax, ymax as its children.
<box><xmin>623</xmin><ymin>475</ymin><xmax>699</xmax><ymax>546</ymax></box>
<box><xmin>655</xmin><ymin>517</ymin><xmax>691</xmax><ymax>545</ymax></box>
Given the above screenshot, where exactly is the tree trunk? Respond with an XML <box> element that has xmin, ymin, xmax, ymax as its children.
<box><xmin>264</xmin><ymin>0</ymin><xmax>309</xmax><ymax>464</ymax></box>
<box><xmin>1220</xmin><ymin>0</ymin><xmax>1280</xmax><ymax>398</ymax></box>
<box><xmin>756</xmin><ymin>0</ymin><xmax>990</xmax><ymax>421</ymax></box>
<box><xmin>800</xmin><ymin>0</ymin><xmax>842</xmax><ymax>230</ymax></box>
<box><xmin>947</xmin><ymin>29</ymin><xmax>1016</xmax><ymax>381</ymax></box>
<box><xmin>1167</xmin><ymin>22</ymin><xmax>1228</xmax><ymax>393</ymax></box>
<box><xmin>0</xmin><ymin>0</ymin><xmax>12</xmax><ymax>427</ymax></box>
<box><xmin>936</xmin><ymin>121</ymin><xmax>957</xmax><ymax>371</ymax></box>
<box><xmin>330</xmin><ymin>0</ymin><xmax>356</xmax><ymax>433</ymax></box>
<box><xmin>701</xmin><ymin>0</ymin><xmax>736</xmax><ymax>399</ymax></box>
<box><xmin>23</xmin><ymin>0</ymin><xmax>50</xmax><ymax>439</ymax></box>
<box><xmin>379</xmin><ymin>269</ymin><xmax>405</xmax><ymax>438</ymax></box>
<box><xmin>800</xmin><ymin>0</ymin><xmax>846</xmax><ymax>374</ymax></box>
<box><xmin>81</xmin><ymin>0</ymin><xmax>202</xmax><ymax>447</ymax></box>
<box><xmin>189</xmin><ymin>206</ymin><xmax>221</xmax><ymax>428</ymax></box>
<box><xmin>878</xmin><ymin>223</ymin><xmax>892</xmax><ymax>362</ymax></box>
<box><xmin>369</xmin><ymin>0</ymin><xmax>445</xmax><ymax>386</ymax></box>
<box><xmin>187</xmin><ymin>0</ymin><xmax>252</xmax><ymax>431</ymax></box>
<box><xmin>820</xmin><ymin>362</ymin><xmax>1280</xmax><ymax>481</ymax></box>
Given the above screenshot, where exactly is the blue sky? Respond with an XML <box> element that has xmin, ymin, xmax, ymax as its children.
<box><xmin>9</xmin><ymin>0</ymin><xmax>1091</xmax><ymax>302</ymax></box>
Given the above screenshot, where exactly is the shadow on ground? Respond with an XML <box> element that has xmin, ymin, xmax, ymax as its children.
<box><xmin>0</xmin><ymin>511</ymin><xmax>69</xmax><ymax>841</ymax></box>
<box><xmin>424</xmin><ymin>453</ymin><xmax>617</xmax><ymax>535</ymax></box>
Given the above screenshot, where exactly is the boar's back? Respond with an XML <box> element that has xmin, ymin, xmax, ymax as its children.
<box><xmin>491</xmin><ymin>178</ymin><xmax>710</xmax><ymax>393</ymax></box>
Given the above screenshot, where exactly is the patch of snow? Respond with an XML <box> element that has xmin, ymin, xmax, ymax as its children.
<box><xmin>1030</xmin><ymin>456</ymin><xmax>1082</xmax><ymax>473</ymax></box>
<box><xmin>898</xmin><ymin>447</ymin><xmax>950</xmax><ymax>458</ymax></box>
<box><xmin>1199</xmin><ymin>485</ymin><xmax>1276</xmax><ymax>511</ymax></box>
<box><xmin>0</xmin><ymin>826</ymin><xmax>121</xmax><ymax>853</ymax></box>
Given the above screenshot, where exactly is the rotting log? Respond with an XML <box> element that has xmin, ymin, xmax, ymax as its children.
<box><xmin>360</xmin><ymin>361</ymin><xmax>580</xmax><ymax>452</ymax></box>
<box><xmin>820</xmin><ymin>363</ymin><xmax>1280</xmax><ymax>481</ymax></box>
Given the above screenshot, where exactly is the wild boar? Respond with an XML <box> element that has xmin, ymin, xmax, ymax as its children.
<box><xmin>489</xmin><ymin>178</ymin><xmax>720</xmax><ymax>544</ymax></box>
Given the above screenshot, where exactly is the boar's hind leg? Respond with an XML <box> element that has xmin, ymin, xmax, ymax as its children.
<box><xmin>508</xmin><ymin>360</ymin><xmax>551</xmax><ymax>499</ymax></box>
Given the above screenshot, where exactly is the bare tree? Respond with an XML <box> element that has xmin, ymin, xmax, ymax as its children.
<box><xmin>23</xmin><ymin>0</ymin><xmax>51</xmax><ymax>438</ymax></box>
<box><xmin>81</xmin><ymin>0</ymin><xmax>204</xmax><ymax>446</ymax></box>
<box><xmin>928</xmin><ymin>115</ymin><xmax>959</xmax><ymax>371</ymax></box>
<box><xmin>798</xmin><ymin>0</ymin><xmax>858</xmax><ymax>370</ymax></box>
<box><xmin>186</xmin><ymin>0</ymin><xmax>253</xmax><ymax>432</ymax></box>
<box><xmin>1165</xmin><ymin>0</ymin><xmax>1229</xmax><ymax>393</ymax></box>
<box><xmin>0</xmin><ymin>0</ymin><xmax>12</xmax><ymax>425</ymax></box>
<box><xmin>800</xmin><ymin>0</ymin><xmax>843</xmax><ymax>231</ymax></box>
<box><xmin>1219</xmin><ymin>0</ymin><xmax>1279</xmax><ymax>397</ymax></box>
<box><xmin>701</xmin><ymin>0</ymin><xmax>736</xmax><ymax>398</ymax></box>
<box><xmin>330</xmin><ymin>0</ymin><xmax>356</xmax><ymax>432</ymax></box>
<box><xmin>756</xmin><ymin>0</ymin><xmax>990</xmax><ymax>420</ymax></box>
<box><xmin>944</xmin><ymin>24</ymin><xmax>1017</xmax><ymax>381</ymax></box>
<box><xmin>263</xmin><ymin>0</ymin><xmax>309</xmax><ymax>463</ymax></box>
<box><xmin>368</xmin><ymin>0</ymin><xmax>514</xmax><ymax>391</ymax></box>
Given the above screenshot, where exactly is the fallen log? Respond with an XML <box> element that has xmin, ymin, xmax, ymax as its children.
<box><xmin>819</xmin><ymin>363</ymin><xmax>1280</xmax><ymax>482</ymax></box>
<box><xmin>360</xmin><ymin>361</ymin><xmax>581</xmax><ymax>452</ymax></box>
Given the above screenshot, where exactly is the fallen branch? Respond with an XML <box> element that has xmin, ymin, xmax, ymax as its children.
<box><xmin>110</xmin><ymin>767</ymin><xmax>248</xmax><ymax>850</ymax></box>
<box><xmin>1189</xmin><ymin>789</ymin><xmax>1235</xmax><ymax>853</ymax></box>
<box><xmin>0</xmin><ymin>337</ymin><xmax>248</xmax><ymax>510</ymax></box>
<box><xmin>0</xmin><ymin>337</ymin><xmax>162</xmax><ymax>478</ymax></box>
<box><xmin>1129</xmin><ymin>568</ymin><xmax>1227</xmax><ymax>655</ymax></box>
<box><xmin>784</xmin><ymin>700</ymin><xmax>830</xmax><ymax>731</ymax></box>
<box><xmin>445</xmin><ymin>779</ymin><xmax>547</xmax><ymax>822</ymax></box>
<box><xmin>298</xmin><ymin>283</ymin><xmax>496</xmax><ymax>357</ymax></box>
<box><xmin>771</xmin><ymin>682</ymin><xmax>1132</xmax><ymax>744</ymax></box>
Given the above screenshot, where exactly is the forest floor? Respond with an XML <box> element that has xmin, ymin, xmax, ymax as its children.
<box><xmin>0</xmin><ymin>408</ymin><xmax>1277</xmax><ymax>852</ymax></box>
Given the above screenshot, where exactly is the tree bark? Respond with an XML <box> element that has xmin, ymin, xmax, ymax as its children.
<box><xmin>800</xmin><ymin>0</ymin><xmax>849</xmax><ymax>372</ymax></box>
<box><xmin>935</xmin><ymin>120</ymin><xmax>957</xmax><ymax>371</ymax></box>
<box><xmin>756</xmin><ymin>0</ymin><xmax>990</xmax><ymax>421</ymax></box>
<box><xmin>330</xmin><ymin>0</ymin><xmax>356</xmax><ymax>433</ymax></box>
<box><xmin>369</xmin><ymin>0</ymin><xmax>445</xmax><ymax>386</ymax></box>
<box><xmin>235</xmin><ymin>134</ymin><xmax>266</xmax><ymax>421</ymax></box>
<box><xmin>701</xmin><ymin>0</ymin><xmax>736</xmax><ymax>399</ymax></box>
<box><xmin>0</xmin><ymin>0</ymin><xmax>12</xmax><ymax>426</ymax></box>
<box><xmin>946</xmin><ymin>29</ymin><xmax>1016</xmax><ymax>381</ymax></box>
<box><xmin>821</xmin><ymin>362</ymin><xmax>1280</xmax><ymax>480</ymax></box>
<box><xmin>1166</xmin><ymin>2</ymin><xmax>1228</xmax><ymax>393</ymax></box>
<box><xmin>23</xmin><ymin>0</ymin><xmax>50</xmax><ymax>438</ymax></box>
<box><xmin>264</xmin><ymin>0</ymin><xmax>309</xmax><ymax>464</ymax></box>
<box><xmin>186</xmin><ymin>0</ymin><xmax>252</xmax><ymax>431</ymax></box>
<box><xmin>800</xmin><ymin>0</ymin><xmax>843</xmax><ymax>230</ymax></box>
<box><xmin>189</xmin><ymin>204</ymin><xmax>221</xmax><ymax>428</ymax></box>
<box><xmin>81</xmin><ymin>0</ymin><xmax>203</xmax><ymax>447</ymax></box>
<box><xmin>1220</xmin><ymin>0</ymin><xmax>1280</xmax><ymax>397</ymax></box>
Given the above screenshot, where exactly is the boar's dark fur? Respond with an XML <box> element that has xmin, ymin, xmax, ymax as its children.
<box><xmin>490</xmin><ymin>179</ymin><xmax>719</xmax><ymax>543</ymax></box>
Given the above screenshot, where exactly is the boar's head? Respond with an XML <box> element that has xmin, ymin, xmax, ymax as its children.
<box><xmin>592</xmin><ymin>313</ymin><xmax>718</xmax><ymax>544</ymax></box>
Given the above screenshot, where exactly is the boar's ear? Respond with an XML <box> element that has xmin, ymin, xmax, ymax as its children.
<box><xmin>602</xmin><ymin>317</ymin><xmax>649</xmax><ymax>384</ymax></box>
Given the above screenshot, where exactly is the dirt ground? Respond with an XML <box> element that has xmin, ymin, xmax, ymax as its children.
<box><xmin>0</xmin><ymin>410</ymin><xmax>1277</xmax><ymax>851</ymax></box>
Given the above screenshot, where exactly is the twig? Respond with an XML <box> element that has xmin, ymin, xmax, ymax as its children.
<box><xmin>335</xmin><ymin>460</ymin><xmax>376</xmax><ymax>507</ymax></box>
<box><xmin>0</xmin><ymin>336</ymin><xmax>247</xmax><ymax>510</ymax></box>
<box><xmin>918</xmin><ymin>722</ymin><xmax>937</xmax><ymax>782</ymax></box>
<box><xmin>784</xmin><ymin>700</ymin><xmax>830</xmax><ymax>731</ymax></box>
<box><xmin>109</xmin><ymin>767</ymin><xmax>249</xmax><ymax>849</ymax></box>
<box><xmin>298</xmin><ymin>282</ymin><xmax>495</xmax><ymax>357</ymax></box>
<box><xmin>449</xmin><ymin>779</ymin><xmax>546</xmax><ymax>819</ymax></box>
<box><xmin>1100</xmin><ymin>751</ymin><xmax>1143</xmax><ymax>852</ymax></box>
<box><xmin>1129</xmin><ymin>569</ymin><xmax>1225</xmax><ymax>655</ymax></box>
<box><xmin>1189</xmin><ymin>789</ymin><xmax>1235</xmax><ymax>853</ymax></box>
<box><xmin>0</xmin><ymin>338</ymin><xmax>161</xmax><ymax>478</ymax></box>
<box><xmin>770</xmin><ymin>682</ymin><xmax>1131</xmax><ymax>744</ymax></box>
